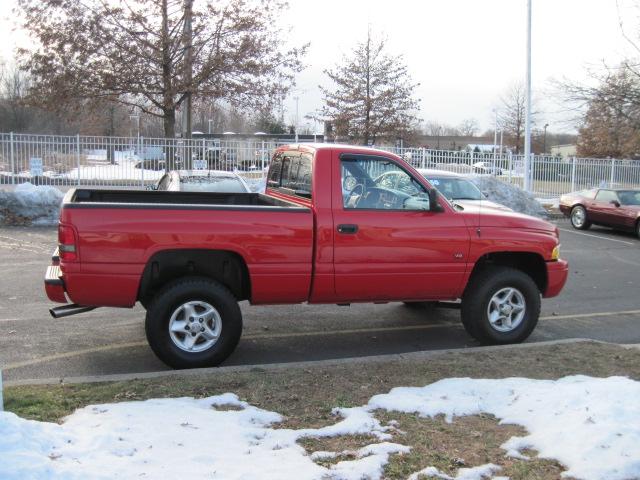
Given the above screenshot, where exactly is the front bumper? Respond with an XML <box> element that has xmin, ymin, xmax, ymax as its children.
<box><xmin>544</xmin><ymin>259</ymin><xmax>569</xmax><ymax>298</ymax></box>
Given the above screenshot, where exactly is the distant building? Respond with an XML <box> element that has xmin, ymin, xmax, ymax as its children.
<box><xmin>550</xmin><ymin>144</ymin><xmax>577</xmax><ymax>158</ymax></box>
<box><xmin>411</xmin><ymin>135</ymin><xmax>495</xmax><ymax>151</ymax></box>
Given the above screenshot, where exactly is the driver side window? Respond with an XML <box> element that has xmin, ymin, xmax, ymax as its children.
<box><xmin>341</xmin><ymin>157</ymin><xmax>429</xmax><ymax>210</ymax></box>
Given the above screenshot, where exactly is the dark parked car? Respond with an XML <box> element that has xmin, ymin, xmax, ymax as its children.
<box><xmin>150</xmin><ymin>170</ymin><xmax>250</xmax><ymax>193</ymax></box>
<box><xmin>559</xmin><ymin>188</ymin><xmax>640</xmax><ymax>238</ymax></box>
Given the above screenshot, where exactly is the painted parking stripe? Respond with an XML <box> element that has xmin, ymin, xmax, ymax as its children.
<box><xmin>558</xmin><ymin>228</ymin><xmax>635</xmax><ymax>246</ymax></box>
<box><xmin>4</xmin><ymin>309</ymin><xmax>640</xmax><ymax>371</ymax></box>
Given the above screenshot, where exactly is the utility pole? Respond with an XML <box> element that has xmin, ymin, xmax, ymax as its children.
<box><xmin>524</xmin><ymin>0</ymin><xmax>532</xmax><ymax>191</ymax></box>
<box><xmin>182</xmin><ymin>0</ymin><xmax>193</xmax><ymax>140</ymax></box>
<box><xmin>294</xmin><ymin>96</ymin><xmax>299</xmax><ymax>143</ymax></box>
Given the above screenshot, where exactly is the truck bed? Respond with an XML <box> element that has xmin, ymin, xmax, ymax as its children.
<box><xmin>65</xmin><ymin>189</ymin><xmax>308</xmax><ymax>211</ymax></box>
<box><xmin>56</xmin><ymin>188</ymin><xmax>314</xmax><ymax>307</ymax></box>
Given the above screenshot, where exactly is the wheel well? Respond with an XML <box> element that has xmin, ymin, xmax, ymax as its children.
<box><xmin>468</xmin><ymin>252</ymin><xmax>547</xmax><ymax>294</ymax></box>
<box><xmin>138</xmin><ymin>249</ymin><xmax>251</xmax><ymax>304</ymax></box>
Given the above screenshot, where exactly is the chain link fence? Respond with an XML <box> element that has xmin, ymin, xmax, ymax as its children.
<box><xmin>2</xmin><ymin>132</ymin><xmax>640</xmax><ymax>197</ymax></box>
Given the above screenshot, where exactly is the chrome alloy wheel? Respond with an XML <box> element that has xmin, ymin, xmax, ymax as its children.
<box><xmin>168</xmin><ymin>300</ymin><xmax>222</xmax><ymax>352</ymax></box>
<box><xmin>487</xmin><ymin>287</ymin><xmax>526</xmax><ymax>333</ymax></box>
<box><xmin>571</xmin><ymin>206</ymin><xmax>586</xmax><ymax>228</ymax></box>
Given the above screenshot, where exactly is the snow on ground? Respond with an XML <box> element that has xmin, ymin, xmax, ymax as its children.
<box><xmin>2</xmin><ymin>376</ymin><xmax>639</xmax><ymax>480</ymax></box>
<box><xmin>0</xmin><ymin>182</ymin><xmax>64</xmax><ymax>226</ymax></box>
<box><xmin>468</xmin><ymin>175</ymin><xmax>548</xmax><ymax>218</ymax></box>
<box><xmin>408</xmin><ymin>463</ymin><xmax>503</xmax><ymax>480</ymax></box>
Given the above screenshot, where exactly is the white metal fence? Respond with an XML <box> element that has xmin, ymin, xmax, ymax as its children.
<box><xmin>2</xmin><ymin>132</ymin><xmax>640</xmax><ymax>197</ymax></box>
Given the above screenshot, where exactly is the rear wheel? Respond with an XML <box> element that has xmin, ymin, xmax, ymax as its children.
<box><xmin>570</xmin><ymin>205</ymin><xmax>591</xmax><ymax>230</ymax></box>
<box><xmin>636</xmin><ymin>220</ymin><xmax>640</xmax><ymax>239</ymax></box>
<box><xmin>461</xmin><ymin>267</ymin><xmax>540</xmax><ymax>344</ymax></box>
<box><xmin>145</xmin><ymin>277</ymin><xmax>242</xmax><ymax>369</ymax></box>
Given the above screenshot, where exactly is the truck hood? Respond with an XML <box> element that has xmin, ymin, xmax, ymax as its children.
<box><xmin>456</xmin><ymin>203</ymin><xmax>555</xmax><ymax>232</ymax></box>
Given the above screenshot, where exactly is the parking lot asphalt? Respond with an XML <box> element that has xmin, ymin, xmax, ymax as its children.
<box><xmin>1</xmin><ymin>219</ymin><xmax>639</xmax><ymax>382</ymax></box>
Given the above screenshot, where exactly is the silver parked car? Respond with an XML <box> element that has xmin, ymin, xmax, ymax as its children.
<box><xmin>417</xmin><ymin>169</ymin><xmax>511</xmax><ymax>211</ymax></box>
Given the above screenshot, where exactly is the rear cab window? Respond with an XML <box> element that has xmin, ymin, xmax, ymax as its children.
<box><xmin>267</xmin><ymin>151</ymin><xmax>313</xmax><ymax>200</ymax></box>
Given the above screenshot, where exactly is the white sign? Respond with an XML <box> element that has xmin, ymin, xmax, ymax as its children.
<box><xmin>30</xmin><ymin>157</ymin><xmax>43</xmax><ymax>176</ymax></box>
<box><xmin>193</xmin><ymin>160</ymin><xmax>207</xmax><ymax>170</ymax></box>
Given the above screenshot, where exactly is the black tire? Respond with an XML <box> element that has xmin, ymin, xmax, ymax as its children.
<box><xmin>145</xmin><ymin>276</ymin><xmax>242</xmax><ymax>369</ymax></box>
<box><xmin>461</xmin><ymin>267</ymin><xmax>540</xmax><ymax>345</ymax></box>
<box><xmin>636</xmin><ymin>220</ymin><xmax>640</xmax><ymax>240</ymax></box>
<box><xmin>570</xmin><ymin>205</ymin><xmax>591</xmax><ymax>230</ymax></box>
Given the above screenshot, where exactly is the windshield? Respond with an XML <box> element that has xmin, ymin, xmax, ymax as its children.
<box><xmin>423</xmin><ymin>176</ymin><xmax>483</xmax><ymax>201</ymax></box>
<box><xmin>180</xmin><ymin>176</ymin><xmax>247</xmax><ymax>193</ymax></box>
<box><xmin>618</xmin><ymin>190</ymin><xmax>640</xmax><ymax>205</ymax></box>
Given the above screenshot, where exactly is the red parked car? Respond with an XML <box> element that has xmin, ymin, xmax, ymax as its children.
<box><xmin>559</xmin><ymin>188</ymin><xmax>640</xmax><ymax>238</ymax></box>
<box><xmin>45</xmin><ymin>144</ymin><xmax>568</xmax><ymax>369</ymax></box>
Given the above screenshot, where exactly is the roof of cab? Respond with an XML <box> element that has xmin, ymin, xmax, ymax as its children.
<box><xmin>275</xmin><ymin>143</ymin><xmax>402</xmax><ymax>159</ymax></box>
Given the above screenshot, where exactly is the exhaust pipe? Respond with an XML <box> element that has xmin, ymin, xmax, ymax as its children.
<box><xmin>50</xmin><ymin>304</ymin><xmax>96</xmax><ymax>319</ymax></box>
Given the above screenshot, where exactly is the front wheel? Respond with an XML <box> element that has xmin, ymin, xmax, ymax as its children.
<box><xmin>570</xmin><ymin>205</ymin><xmax>591</xmax><ymax>230</ymax></box>
<box><xmin>461</xmin><ymin>267</ymin><xmax>540</xmax><ymax>344</ymax></box>
<box><xmin>145</xmin><ymin>277</ymin><xmax>242</xmax><ymax>369</ymax></box>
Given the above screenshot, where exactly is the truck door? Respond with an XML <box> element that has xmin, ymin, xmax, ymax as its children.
<box><xmin>332</xmin><ymin>153</ymin><xmax>470</xmax><ymax>302</ymax></box>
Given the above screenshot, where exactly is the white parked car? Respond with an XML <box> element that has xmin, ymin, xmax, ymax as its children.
<box><xmin>150</xmin><ymin>170</ymin><xmax>251</xmax><ymax>193</ymax></box>
<box><xmin>472</xmin><ymin>161</ymin><xmax>503</xmax><ymax>176</ymax></box>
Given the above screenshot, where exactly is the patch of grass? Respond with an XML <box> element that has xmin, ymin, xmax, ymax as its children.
<box><xmin>4</xmin><ymin>341</ymin><xmax>639</xmax><ymax>479</ymax></box>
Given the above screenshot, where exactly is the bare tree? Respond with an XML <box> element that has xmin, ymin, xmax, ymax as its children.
<box><xmin>571</xmin><ymin>68</ymin><xmax>640</xmax><ymax>158</ymax></box>
<box><xmin>423</xmin><ymin>120</ymin><xmax>459</xmax><ymax>137</ymax></box>
<box><xmin>0</xmin><ymin>64</ymin><xmax>34</xmax><ymax>132</ymax></box>
<box><xmin>15</xmin><ymin>0</ymin><xmax>306</xmax><ymax>138</ymax></box>
<box><xmin>318</xmin><ymin>30</ymin><xmax>421</xmax><ymax>145</ymax></box>
<box><xmin>499</xmin><ymin>83</ymin><xmax>538</xmax><ymax>154</ymax></box>
<box><xmin>457</xmin><ymin>118</ymin><xmax>479</xmax><ymax>137</ymax></box>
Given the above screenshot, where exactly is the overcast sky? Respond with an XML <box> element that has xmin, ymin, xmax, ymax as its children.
<box><xmin>2</xmin><ymin>0</ymin><xmax>639</xmax><ymax>133</ymax></box>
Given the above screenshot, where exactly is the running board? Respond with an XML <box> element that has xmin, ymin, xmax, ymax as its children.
<box><xmin>50</xmin><ymin>304</ymin><xmax>96</xmax><ymax>318</ymax></box>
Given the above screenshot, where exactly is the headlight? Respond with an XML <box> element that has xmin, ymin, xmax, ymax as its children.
<box><xmin>551</xmin><ymin>245</ymin><xmax>560</xmax><ymax>261</ymax></box>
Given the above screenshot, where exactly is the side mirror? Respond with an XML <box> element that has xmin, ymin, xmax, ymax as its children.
<box><xmin>428</xmin><ymin>189</ymin><xmax>444</xmax><ymax>212</ymax></box>
<box><xmin>610</xmin><ymin>200</ymin><xmax>620</xmax><ymax>207</ymax></box>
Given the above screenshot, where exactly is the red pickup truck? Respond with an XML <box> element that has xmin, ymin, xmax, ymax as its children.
<box><xmin>45</xmin><ymin>144</ymin><xmax>568</xmax><ymax>369</ymax></box>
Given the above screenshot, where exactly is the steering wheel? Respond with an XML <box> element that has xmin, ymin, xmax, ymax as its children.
<box><xmin>347</xmin><ymin>183</ymin><xmax>365</xmax><ymax>208</ymax></box>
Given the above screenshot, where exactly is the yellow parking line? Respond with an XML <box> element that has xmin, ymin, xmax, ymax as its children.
<box><xmin>3</xmin><ymin>309</ymin><xmax>640</xmax><ymax>371</ymax></box>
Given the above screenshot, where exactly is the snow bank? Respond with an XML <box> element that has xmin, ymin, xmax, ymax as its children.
<box><xmin>0</xmin><ymin>183</ymin><xmax>63</xmax><ymax>226</ymax></box>
<box><xmin>2</xmin><ymin>376</ymin><xmax>639</xmax><ymax>479</ymax></box>
<box><xmin>468</xmin><ymin>175</ymin><xmax>548</xmax><ymax>218</ymax></box>
<box><xmin>369</xmin><ymin>376</ymin><xmax>640</xmax><ymax>480</ymax></box>
<box><xmin>0</xmin><ymin>393</ymin><xmax>407</xmax><ymax>480</ymax></box>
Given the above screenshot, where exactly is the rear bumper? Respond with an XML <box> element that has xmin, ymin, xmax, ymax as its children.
<box><xmin>45</xmin><ymin>264</ymin><xmax>68</xmax><ymax>303</ymax></box>
<box><xmin>544</xmin><ymin>259</ymin><xmax>569</xmax><ymax>298</ymax></box>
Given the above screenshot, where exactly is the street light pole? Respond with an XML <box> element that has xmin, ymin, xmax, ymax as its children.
<box><xmin>543</xmin><ymin>123</ymin><xmax>549</xmax><ymax>154</ymax></box>
<box><xmin>524</xmin><ymin>0</ymin><xmax>532</xmax><ymax>191</ymax></box>
<box><xmin>493</xmin><ymin>108</ymin><xmax>498</xmax><ymax>155</ymax></box>
<box><xmin>182</xmin><ymin>0</ymin><xmax>193</xmax><ymax>140</ymax></box>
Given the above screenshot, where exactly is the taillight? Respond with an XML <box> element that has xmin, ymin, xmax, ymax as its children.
<box><xmin>58</xmin><ymin>224</ymin><xmax>78</xmax><ymax>261</ymax></box>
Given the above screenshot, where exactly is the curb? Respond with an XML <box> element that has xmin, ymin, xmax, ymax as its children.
<box><xmin>4</xmin><ymin>338</ymin><xmax>615</xmax><ymax>387</ymax></box>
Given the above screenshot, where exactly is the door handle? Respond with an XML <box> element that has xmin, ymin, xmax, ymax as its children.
<box><xmin>337</xmin><ymin>224</ymin><xmax>358</xmax><ymax>234</ymax></box>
